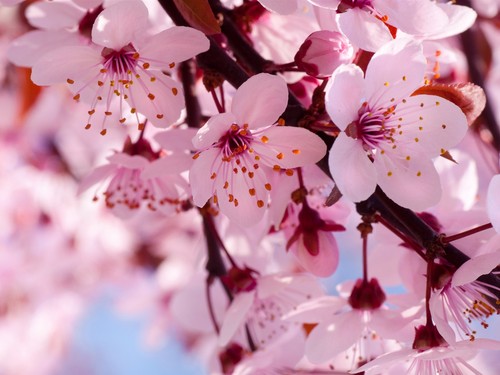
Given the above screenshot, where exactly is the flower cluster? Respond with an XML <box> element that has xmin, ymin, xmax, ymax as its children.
<box><xmin>0</xmin><ymin>0</ymin><xmax>499</xmax><ymax>375</ymax></box>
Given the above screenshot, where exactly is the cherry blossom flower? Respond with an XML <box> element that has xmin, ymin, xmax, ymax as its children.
<box><xmin>285</xmin><ymin>279</ymin><xmax>415</xmax><ymax>369</ymax></box>
<box><xmin>310</xmin><ymin>0</ymin><xmax>477</xmax><ymax>52</ymax></box>
<box><xmin>78</xmin><ymin>135</ymin><xmax>192</xmax><ymax>218</ymax></box>
<box><xmin>218</xmin><ymin>270</ymin><xmax>325</xmax><ymax>349</ymax></box>
<box><xmin>30</xmin><ymin>0</ymin><xmax>209</xmax><ymax>132</ymax></box>
<box><xmin>8</xmin><ymin>1</ymin><xmax>104</xmax><ymax>68</ymax></box>
<box><xmin>190</xmin><ymin>73</ymin><xmax>326</xmax><ymax>226</ymax></box>
<box><xmin>430</xmin><ymin>251</ymin><xmax>500</xmax><ymax>343</ymax></box>
<box><xmin>325</xmin><ymin>38</ymin><xmax>468</xmax><ymax>210</ymax></box>
<box><xmin>355</xmin><ymin>336</ymin><xmax>500</xmax><ymax>375</ymax></box>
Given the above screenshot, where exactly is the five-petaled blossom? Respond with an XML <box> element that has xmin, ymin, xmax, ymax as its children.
<box><xmin>190</xmin><ymin>73</ymin><xmax>327</xmax><ymax>226</ymax></box>
<box><xmin>30</xmin><ymin>0</ymin><xmax>209</xmax><ymax>133</ymax></box>
<box><xmin>325</xmin><ymin>39</ymin><xmax>468</xmax><ymax>211</ymax></box>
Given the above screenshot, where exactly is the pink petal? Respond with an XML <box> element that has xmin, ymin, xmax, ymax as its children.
<box><xmin>92</xmin><ymin>0</ymin><xmax>150</xmax><ymax>49</ymax></box>
<box><xmin>308</xmin><ymin>0</ymin><xmax>340</xmax><ymax>9</ymax></box>
<box><xmin>215</xmin><ymin>161</ymin><xmax>269</xmax><ymax>226</ymax></box>
<box><xmin>292</xmin><ymin>231</ymin><xmax>339</xmax><ymax>277</ymax></box>
<box><xmin>283</xmin><ymin>296</ymin><xmax>345</xmax><ymax>323</ymax></box>
<box><xmin>452</xmin><ymin>251</ymin><xmax>500</xmax><ymax>287</ymax></box>
<box><xmin>77</xmin><ymin>164</ymin><xmax>117</xmax><ymax>195</ymax></box>
<box><xmin>488</xmin><ymin>175</ymin><xmax>500</xmax><ymax>233</ymax></box>
<box><xmin>306</xmin><ymin>311</ymin><xmax>363</xmax><ymax>363</ymax></box>
<box><xmin>219</xmin><ymin>291</ymin><xmax>255</xmax><ymax>346</ymax></box>
<box><xmin>154</xmin><ymin>128</ymin><xmax>198</xmax><ymax>152</ymax></box>
<box><xmin>26</xmin><ymin>1</ymin><xmax>84</xmax><ymax>30</ymax></box>
<box><xmin>31</xmin><ymin>45</ymin><xmax>101</xmax><ymax>86</ymax></box>
<box><xmin>73</xmin><ymin>0</ymin><xmax>104</xmax><ymax>10</ymax></box>
<box><xmin>107</xmin><ymin>153</ymin><xmax>149</xmax><ymax>169</ymax></box>
<box><xmin>355</xmin><ymin>348</ymin><xmax>415</xmax><ymax>373</ymax></box>
<box><xmin>397</xmin><ymin>94</ymin><xmax>468</xmax><ymax>157</ymax></box>
<box><xmin>8</xmin><ymin>30</ymin><xmax>81</xmax><ymax>68</ymax></box>
<box><xmin>258</xmin><ymin>0</ymin><xmax>298</xmax><ymax>14</ymax></box>
<box><xmin>429</xmin><ymin>293</ymin><xmax>458</xmax><ymax>344</ymax></box>
<box><xmin>252</xmin><ymin>126</ymin><xmax>326</xmax><ymax>169</ymax></box>
<box><xmin>325</xmin><ymin>63</ymin><xmax>365</xmax><ymax>130</ymax></box>
<box><xmin>338</xmin><ymin>10</ymin><xmax>393</xmax><ymax>52</ymax></box>
<box><xmin>375</xmin><ymin>155</ymin><xmax>441</xmax><ymax>211</ymax></box>
<box><xmin>424</xmin><ymin>3</ymin><xmax>477</xmax><ymax>40</ymax></box>
<box><xmin>328</xmin><ymin>133</ymin><xmax>377</xmax><ymax>202</ymax></box>
<box><xmin>189</xmin><ymin>148</ymin><xmax>219</xmax><ymax>207</ymax></box>
<box><xmin>141</xmin><ymin>154</ymin><xmax>193</xmax><ymax>178</ymax></box>
<box><xmin>232</xmin><ymin>73</ymin><xmax>288</xmax><ymax>130</ymax></box>
<box><xmin>374</xmin><ymin>0</ymin><xmax>448</xmax><ymax>36</ymax></box>
<box><xmin>192</xmin><ymin>113</ymin><xmax>237</xmax><ymax>150</ymax></box>
<box><xmin>139</xmin><ymin>26</ymin><xmax>210</xmax><ymax>66</ymax></box>
<box><xmin>365</xmin><ymin>38</ymin><xmax>426</xmax><ymax>108</ymax></box>
<box><xmin>126</xmin><ymin>73</ymin><xmax>184</xmax><ymax>128</ymax></box>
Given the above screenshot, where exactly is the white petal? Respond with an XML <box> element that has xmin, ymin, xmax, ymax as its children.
<box><xmin>328</xmin><ymin>133</ymin><xmax>377</xmax><ymax>202</ymax></box>
<box><xmin>325</xmin><ymin>64</ymin><xmax>365</xmax><ymax>130</ymax></box>
<box><xmin>219</xmin><ymin>291</ymin><xmax>255</xmax><ymax>347</ymax></box>
<box><xmin>232</xmin><ymin>73</ymin><xmax>288</xmax><ymax>130</ymax></box>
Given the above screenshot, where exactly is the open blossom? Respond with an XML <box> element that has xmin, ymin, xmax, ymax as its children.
<box><xmin>285</xmin><ymin>279</ymin><xmax>414</xmax><ymax>369</ymax></box>
<box><xmin>30</xmin><ymin>0</ymin><xmax>209</xmax><ymax>132</ymax></box>
<box><xmin>218</xmin><ymin>269</ymin><xmax>325</xmax><ymax>349</ymax></box>
<box><xmin>310</xmin><ymin>0</ymin><xmax>476</xmax><ymax>52</ymax></box>
<box><xmin>8</xmin><ymin>1</ymin><xmax>104</xmax><ymax>68</ymax></box>
<box><xmin>325</xmin><ymin>39</ymin><xmax>468</xmax><ymax>210</ymax></box>
<box><xmin>190</xmin><ymin>73</ymin><xmax>326</xmax><ymax>226</ymax></box>
<box><xmin>78</xmin><ymin>135</ymin><xmax>192</xmax><ymax>218</ymax></box>
<box><xmin>355</xmin><ymin>336</ymin><xmax>500</xmax><ymax>375</ymax></box>
<box><xmin>430</xmin><ymin>251</ymin><xmax>500</xmax><ymax>343</ymax></box>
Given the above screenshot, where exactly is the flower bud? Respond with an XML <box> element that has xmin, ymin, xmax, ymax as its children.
<box><xmin>294</xmin><ymin>30</ymin><xmax>353</xmax><ymax>78</ymax></box>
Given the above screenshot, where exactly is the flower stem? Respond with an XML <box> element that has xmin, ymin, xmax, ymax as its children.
<box><xmin>440</xmin><ymin>223</ymin><xmax>493</xmax><ymax>244</ymax></box>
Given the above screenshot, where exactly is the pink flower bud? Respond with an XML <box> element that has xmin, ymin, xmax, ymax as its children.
<box><xmin>294</xmin><ymin>30</ymin><xmax>353</xmax><ymax>78</ymax></box>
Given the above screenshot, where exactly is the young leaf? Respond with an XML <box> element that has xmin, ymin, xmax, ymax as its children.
<box><xmin>173</xmin><ymin>0</ymin><xmax>221</xmax><ymax>35</ymax></box>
